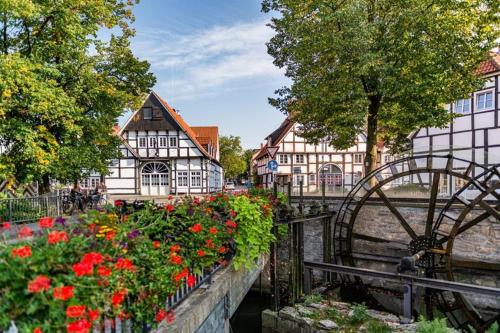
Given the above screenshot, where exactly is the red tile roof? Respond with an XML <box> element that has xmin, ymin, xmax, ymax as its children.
<box><xmin>476</xmin><ymin>53</ymin><xmax>500</xmax><ymax>75</ymax></box>
<box><xmin>152</xmin><ymin>92</ymin><xmax>220</xmax><ymax>162</ymax></box>
<box><xmin>191</xmin><ymin>126</ymin><xmax>219</xmax><ymax>156</ymax></box>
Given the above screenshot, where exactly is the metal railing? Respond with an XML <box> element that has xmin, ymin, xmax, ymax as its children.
<box><xmin>303</xmin><ymin>261</ymin><xmax>500</xmax><ymax>324</ymax></box>
<box><xmin>0</xmin><ymin>195</ymin><xmax>62</xmax><ymax>224</ymax></box>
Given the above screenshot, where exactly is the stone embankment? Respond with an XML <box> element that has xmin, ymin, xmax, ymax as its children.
<box><xmin>262</xmin><ymin>299</ymin><xmax>424</xmax><ymax>333</ymax></box>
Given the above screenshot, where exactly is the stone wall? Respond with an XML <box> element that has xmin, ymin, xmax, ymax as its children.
<box><xmin>157</xmin><ymin>255</ymin><xmax>267</xmax><ymax>333</ymax></box>
<box><xmin>285</xmin><ymin>198</ymin><xmax>500</xmax><ymax>314</ymax></box>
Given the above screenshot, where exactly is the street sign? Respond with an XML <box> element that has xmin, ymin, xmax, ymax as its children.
<box><xmin>267</xmin><ymin>160</ymin><xmax>279</xmax><ymax>171</ymax></box>
<box><xmin>266</xmin><ymin>146</ymin><xmax>280</xmax><ymax>159</ymax></box>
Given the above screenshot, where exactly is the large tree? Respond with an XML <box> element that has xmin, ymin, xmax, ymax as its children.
<box><xmin>219</xmin><ymin>135</ymin><xmax>247</xmax><ymax>180</ymax></box>
<box><xmin>0</xmin><ymin>0</ymin><xmax>156</xmax><ymax>191</ymax></box>
<box><xmin>263</xmin><ymin>0</ymin><xmax>499</xmax><ymax>173</ymax></box>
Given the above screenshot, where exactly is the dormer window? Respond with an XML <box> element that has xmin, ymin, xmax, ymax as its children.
<box><xmin>143</xmin><ymin>107</ymin><xmax>153</xmax><ymax>120</ymax></box>
<box><xmin>454</xmin><ymin>99</ymin><xmax>471</xmax><ymax>114</ymax></box>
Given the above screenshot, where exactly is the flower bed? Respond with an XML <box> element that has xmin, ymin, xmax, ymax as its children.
<box><xmin>0</xmin><ymin>192</ymin><xmax>282</xmax><ymax>333</ymax></box>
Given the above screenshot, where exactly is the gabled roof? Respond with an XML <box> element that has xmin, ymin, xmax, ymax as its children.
<box><xmin>191</xmin><ymin>126</ymin><xmax>219</xmax><ymax>156</ymax></box>
<box><xmin>476</xmin><ymin>52</ymin><xmax>500</xmax><ymax>75</ymax></box>
<box><xmin>112</xmin><ymin>124</ymin><xmax>139</xmax><ymax>158</ymax></box>
<box><xmin>120</xmin><ymin>91</ymin><xmax>221</xmax><ymax>164</ymax></box>
<box><xmin>266</xmin><ymin>117</ymin><xmax>294</xmax><ymax>146</ymax></box>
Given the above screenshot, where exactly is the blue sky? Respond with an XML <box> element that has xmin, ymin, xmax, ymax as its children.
<box><xmin>121</xmin><ymin>0</ymin><xmax>289</xmax><ymax>149</ymax></box>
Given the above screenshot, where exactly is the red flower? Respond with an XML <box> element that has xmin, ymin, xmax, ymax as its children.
<box><xmin>27</xmin><ymin>275</ymin><xmax>50</xmax><ymax>293</ymax></box>
<box><xmin>33</xmin><ymin>328</ymin><xmax>42</xmax><ymax>333</ymax></box>
<box><xmin>111</xmin><ymin>290</ymin><xmax>127</xmax><ymax>308</ymax></box>
<box><xmin>66</xmin><ymin>319</ymin><xmax>91</xmax><ymax>333</ymax></box>
<box><xmin>218</xmin><ymin>246</ymin><xmax>226</xmax><ymax>254</ymax></box>
<box><xmin>187</xmin><ymin>274</ymin><xmax>196</xmax><ymax>287</ymax></box>
<box><xmin>38</xmin><ymin>216</ymin><xmax>53</xmax><ymax>229</ymax></box>
<box><xmin>81</xmin><ymin>252</ymin><xmax>104</xmax><ymax>266</ymax></box>
<box><xmin>209</xmin><ymin>196</ymin><xmax>216</xmax><ymax>202</ymax></box>
<box><xmin>115</xmin><ymin>258</ymin><xmax>135</xmax><ymax>271</ymax></box>
<box><xmin>73</xmin><ymin>261</ymin><xmax>93</xmax><ymax>276</ymax></box>
<box><xmin>206</xmin><ymin>239</ymin><xmax>214</xmax><ymax>248</ymax></box>
<box><xmin>193</xmin><ymin>197</ymin><xmax>200</xmax><ymax>204</ymax></box>
<box><xmin>87</xmin><ymin>309</ymin><xmax>100</xmax><ymax>322</ymax></box>
<box><xmin>170</xmin><ymin>244</ymin><xmax>180</xmax><ymax>253</ymax></box>
<box><xmin>118</xmin><ymin>310</ymin><xmax>130</xmax><ymax>320</ymax></box>
<box><xmin>166</xmin><ymin>311</ymin><xmax>175</xmax><ymax>323</ymax></box>
<box><xmin>105</xmin><ymin>231</ymin><xmax>116</xmax><ymax>240</ymax></box>
<box><xmin>197</xmin><ymin>249</ymin><xmax>206</xmax><ymax>257</ymax></box>
<box><xmin>66</xmin><ymin>305</ymin><xmax>86</xmax><ymax>318</ymax></box>
<box><xmin>97</xmin><ymin>266</ymin><xmax>112</xmax><ymax>277</ymax></box>
<box><xmin>18</xmin><ymin>226</ymin><xmax>33</xmax><ymax>238</ymax></box>
<box><xmin>209</xmin><ymin>227</ymin><xmax>217</xmax><ymax>235</ymax></box>
<box><xmin>53</xmin><ymin>286</ymin><xmax>74</xmax><ymax>301</ymax></box>
<box><xmin>170</xmin><ymin>253</ymin><xmax>183</xmax><ymax>265</ymax></box>
<box><xmin>174</xmin><ymin>268</ymin><xmax>189</xmax><ymax>282</ymax></box>
<box><xmin>229</xmin><ymin>210</ymin><xmax>237</xmax><ymax>217</ymax></box>
<box><xmin>167</xmin><ymin>195</ymin><xmax>173</xmax><ymax>200</ymax></box>
<box><xmin>155</xmin><ymin>309</ymin><xmax>167</xmax><ymax>322</ymax></box>
<box><xmin>165</xmin><ymin>204</ymin><xmax>175</xmax><ymax>212</ymax></box>
<box><xmin>226</xmin><ymin>220</ymin><xmax>237</xmax><ymax>228</ymax></box>
<box><xmin>153</xmin><ymin>241</ymin><xmax>161</xmax><ymax>249</ymax></box>
<box><xmin>11</xmin><ymin>245</ymin><xmax>32</xmax><ymax>258</ymax></box>
<box><xmin>190</xmin><ymin>223</ymin><xmax>202</xmax><ymax>233</ymax></box>
<box><xmin>48</xmin><ymin>231</ymin><xmax>69</xmax><ymax>244</ymax></box>
<box><xmin>114</xmin><ymin>200</ymin><xmax>124</xmax><ymax>207</ymax></box>
<box><xmin>1</xmin><ymin>222</ymin><xmax>11</xmax><ymax>230</ymax></box>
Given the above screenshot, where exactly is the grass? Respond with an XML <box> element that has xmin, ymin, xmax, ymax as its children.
<box><xmin>365</xmin><ymin>320</ymin><xmax>392</xmax><ymax>333</ymax></box>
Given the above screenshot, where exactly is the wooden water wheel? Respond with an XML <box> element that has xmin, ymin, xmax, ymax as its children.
<box><xmin>333</xmin><ymin>153</ymin><xmax>500</xmax><ymax>332</ymax></box>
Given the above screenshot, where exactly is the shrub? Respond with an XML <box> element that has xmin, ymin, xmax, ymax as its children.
<box><xmin>365</xmin><ymin>320</ymin><xmax>392</xmax><ymax>333</ymax></box>
<box><xmin>416</xmin><ymin>316</ymin><xmax>453</xmax><ymax>333</ymax></box>
<box><xmin>349</xmin><ymin>304</ymin><xmax>370</xmax><ymax>324</ymax></box>
<box><xmin>0</xmin><ymin>192</ymin><xmax>278</xmax><ymax>332</ymax></box>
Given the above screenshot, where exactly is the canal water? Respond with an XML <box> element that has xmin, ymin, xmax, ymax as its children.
<box><xmin>230</xmin><ymin>290</ymin><xmax>270</xmax><ymax>333</ymax></box>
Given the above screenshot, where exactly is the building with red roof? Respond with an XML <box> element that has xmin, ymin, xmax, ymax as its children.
<box><xmin>99</xmin><ymin>91</ymin><xmax>223</xmax><ymax>196</ymax></box>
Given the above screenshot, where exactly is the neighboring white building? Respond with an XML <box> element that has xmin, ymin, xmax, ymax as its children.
<box><xmin>254</xmin><ymin>118</ymin><xmax>372</xmax><ymax>193</ymax></box>
<box><xmin>102</xmin><ymin>91</ymin><xmax>223</xmax><ymax>196</ymax></box>
<box><xmin>411</xmin><ymin>53</ymin><xmax>500</xmax><ymax>195</ymax></box>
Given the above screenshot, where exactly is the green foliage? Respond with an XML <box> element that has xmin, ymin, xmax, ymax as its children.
<box><xmin>303</xmin><ymin>293</ymin><xmax>322</xmax><ymax>306</ymax></box>
<box><xmin>0</xmin><ymin>192</ymin><xmax>278</xmax><ymax>331</ymax></box>
<box><xmin>416</xmin><ymin>316</ymin><xmax>453</xmax><ymax>333</ymax></box>
<box><xmin>349</xmin><ymin>304</ymin><xmax>370</xmax><ymax>324</ymax></box>
<box><xmin>263</xmin><ymin>0</ymin><xmax>499</xmax><ymax>171</ymax></box>
<box><xmin>469</xmin><ymin>321</ymin><xmax>499</xmax><ymax>333</ymax></box>
<box><xmin>219</xmin><ymin>135</ymin><xmax>247</xmax><ymax>180</ymax></box>
<box><xmin>230</xmin><ymin>195</ymin><xmax>275</xmax><ymax>269</ymax></box>
<box><xmin>366</xmin><ymin>320</ymin><xmax>392</xmax><ymax>333</ymax></box>
<box><xmin>486</xmin><ymin>322</ymin><xmax>499</xmax><ymax>333</ymax></box>
<box><xmin>0</xmin><ymin>0</ymin><xmax>156</xmax><ymax>188</ymax></box>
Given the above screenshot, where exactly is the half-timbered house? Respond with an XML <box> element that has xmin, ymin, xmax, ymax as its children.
<box><xmin>104</xmin><ymin>91</ymin><xmax>223</xmax><ymax>196</ymax></box>
<box><xmin>254</xmin><ymin>118</ymin><xmax>370</xmax><ymax>193</ymax></box>
<box><xmin>411</xmin><ymin>53</ymin><xmax>500</xmax><ymax>195</ymax></box>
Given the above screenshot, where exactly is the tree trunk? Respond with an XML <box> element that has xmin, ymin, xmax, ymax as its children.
<box><xmin>364</xmin><ymin>97</ymin><xmax>380</xmax><ymax>176</ymax></box>
<box><xmin>39</xmin><ymin>175</ymin><xmax>51</xmax><ymax>194</ymax></box>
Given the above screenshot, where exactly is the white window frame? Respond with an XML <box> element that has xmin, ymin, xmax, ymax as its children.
<box><xmin>354</xmin><ymin>153</ymin><xmax>363</xmax><ymax>164</ymax></box>
<box><xmin>190</xmin><ymin>171</ymin><xmax>202</xmax><ymax>187</ymax></box>
<box><xmin>384</xmin><ymin>155</ymin><xmax>391</xmax><ymax>164</ymax></box>
<box><xmin>149</xmin><ymin>137</ymin><xmax>157</xmax><ymax>148</ymax></box>
<box><xmin>454</xmin><ymin>98</ymin><xmax>471</xmax><ymax>114</ymax></box>
<box><xmin>158</xmin><ymin>136</ymin><xmax>167</xmax><ymax>148</ymax></box>
<box><xmin>475</xmin><ymin>90</ymin><xmax>494</xmax><ymax>112</ymax></box>
<box><xmin>138</xmin><ymin>137</ymin><xmax>147</xmax><ymax>148</ymax></box>
<box><xmin>279</xmin><ymin>154</ymin><xmax>288</xmax><ymax>164</ymax></box>
<box><xmin>143</xmin><ymin>107</ymin><xmax>153</xmax><ymax>120</ymax></box>
<box><xmin>177</xmin><ymin>171</ymin><xmax>188</xmax><ymax>187</ymax></box>
<box><xmin>295</xmin><ymin>154</ymin><xmax>305</xmax><ymax>164</ymax></box>
<box><xmin>309</xmin><ymin>173</ymin><xmax>316</xmax><ymax>185</ymax></box>
<box><xmin>169</xmin><ymin>137</ymin><xmax>178</xmax><ymax>147</ymax></box>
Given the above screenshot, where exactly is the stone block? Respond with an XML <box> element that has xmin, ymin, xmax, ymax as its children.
<box><xmin>318</xmin><ymin>319</ymin><xmax>338</xmax><ymax>330</ymax></box>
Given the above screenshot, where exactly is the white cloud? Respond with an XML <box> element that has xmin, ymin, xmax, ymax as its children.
<box><xmin>132</xmin><ymin>19</ymin><xmax>284</xmax><ymax>100</ymax></box>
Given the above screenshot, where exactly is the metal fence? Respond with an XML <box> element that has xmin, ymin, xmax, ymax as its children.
<box><xmin>0</xmin><ymin>195</ymin><xmax>62</xmax><ymax>224</ymax></box>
